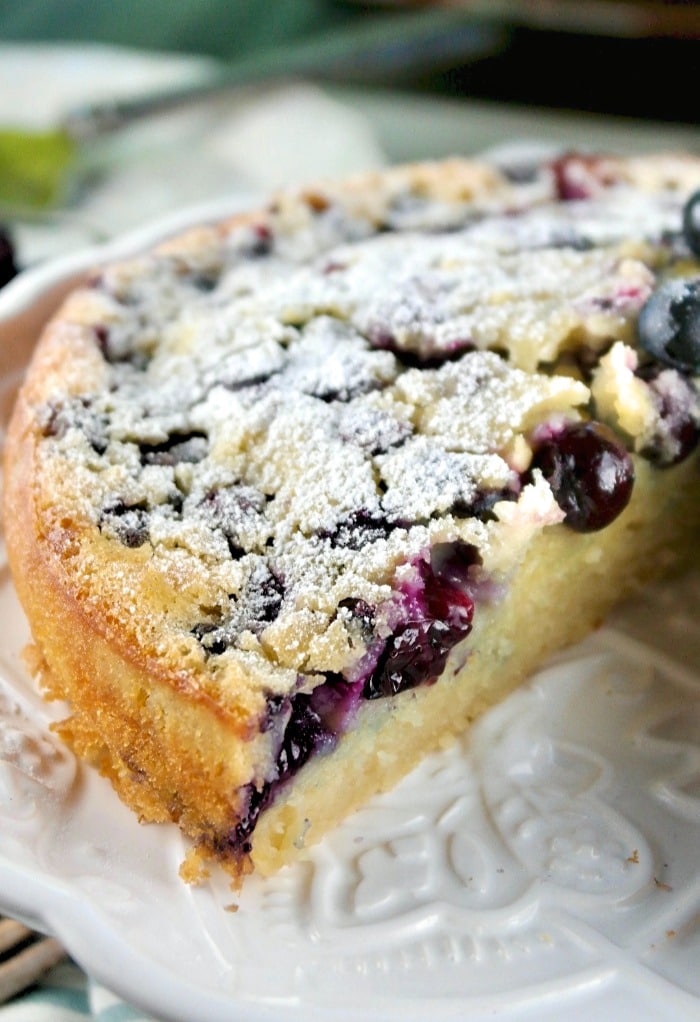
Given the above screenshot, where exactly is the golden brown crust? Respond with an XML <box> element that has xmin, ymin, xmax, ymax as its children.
<box><xmin>4</xmin><ymin>153</ymin><xmax>700</xmax><ymax>881</ymax></box>
<box><xmin>4</xmin><ymin>389</ymin><xmax>261</xmax><ymax>870</ymax></box>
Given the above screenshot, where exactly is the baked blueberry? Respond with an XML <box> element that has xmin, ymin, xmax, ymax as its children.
<box><xmin>682</xmin><ymin>190</ymin><xmax>700</xmax><ymax>257</ymax></box>
<box><xmin>222</xmin><ymin>370</ymin><xmax>280</xmax><ymax>393</ymax></box>
<box><xmin>93</xmin><ymin>323</ymin><xmax>150</xmax><ymax>369</ymax></box>
<box><xmin>637</xmin><ymin>365</ymin><xmax>700</xmax><ymax>467</ymax></box>
<box><xmin>240</xmin><ymin>564</ymin><xmax>286</xmax><ymax>631</ymax></box>
<box><xmin>637</xmin><ymin>278</ymin><xmax>700</xmax><ymax>375</ymax></box>
<box><xmin>448</xmin><ymin>486</ymin><xmax>518</xmax><ymax>522</ymax></box>
<box><xmin>231</xmin><ymin>691</ymin><xmax>335</xmax><ymax>852</ymax></box>
<box><xmin>530</xmin><ymin>421</ymin><xmax>634</xmax><ymax>532</ymax></box>
<box><xmin>337</xmin><ymin>597</ymin><xmax>375</xmax><ymax>633</ymax></box>
<box><xmin>275</xmin><ymin>693</ymin><xmax>333</xmax><ymax>780</ymax></box>
<box><xmin>192</xmin><ymin>622</ymin><xmax>228</xmax><ymax>656</ymax></box>
<box><xmin>189</xmin><ymin>272</ymin><xmax>220</xmax><ymax>293</ymax></box>
<box><xmin>198</xmin><ymin>485</ymin><xmax>269</xmax><ymax>558</ymax></box>
<box><xmin>368</xmin><ymin>327</ymin><xmax>472</xmax><ymax>370</ymax></box>
<box><xmin>139</xmin><ymin>431</ymin><xmax>208</xmax><ymax>466</ymax></box>
<box><xmin>99</xmin><ymin>501</ymin><xmax>150</xmax><ymax>548</ymax></box>
<box><xmin>337</xmin><ymin>405</ymin><xmax>412</xmax><ymax>456</ymax></box>
<box><xmin>319</xmin><ymin>509</ymin><xmax>394</xmax><ymax>549</ymax></box>
<box><xmin>243</xmin><ymin>224</ymin><xmax>273</xmax><ymax>258</ymax></box>
<box><xmin>40</xmin><ymin>397</ymin><xmax>109</xmax><ymax>455</ymax></box>
<box><xmin>550</xmin><ymin>153</ymin><xmax>605</xmax><ymax>201</ymax></box>
<box><xmin>363</xmin><ymin>544</ymin><xmax>475</xmax><ymax>700</ymax></box>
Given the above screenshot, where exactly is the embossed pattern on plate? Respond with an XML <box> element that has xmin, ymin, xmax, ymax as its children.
<box><xmin>0</xmin><ymin>207</ymin><xmax>698</xmax><ymax>1022</ymax></box>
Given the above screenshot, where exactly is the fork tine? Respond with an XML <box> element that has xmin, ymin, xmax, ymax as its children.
<box><xmin>0</xmin><ymin>919</ymin><xmax>32</xmax><ymax>955</ymax></box>
<box><xmin>0</xmin><ymin>918</ymin><xmax>67</xmax><ymax>1005</ymax></box>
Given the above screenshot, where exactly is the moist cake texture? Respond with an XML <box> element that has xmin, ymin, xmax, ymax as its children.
<box><xmin>4</xmin><ymin>153</ymin><xmax>700</xmax><ymax>881</ymax></box>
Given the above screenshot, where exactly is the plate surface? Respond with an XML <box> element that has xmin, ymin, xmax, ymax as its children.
<box><xmin>1</xmin><ymin>186</ymin><xmax>700</xmax><ymax>1022</ymax></box>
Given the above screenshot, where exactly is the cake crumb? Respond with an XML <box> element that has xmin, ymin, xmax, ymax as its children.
<box><xmin>179</xmin><ymin>847</ymin><xmax>211</xmax><ymax>885</ymax></box>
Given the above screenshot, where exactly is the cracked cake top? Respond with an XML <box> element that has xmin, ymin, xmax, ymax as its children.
<box><xmin>23</xmin><ymin>154</ymin><xmax>700</xmax><ymax>723</ymax></box>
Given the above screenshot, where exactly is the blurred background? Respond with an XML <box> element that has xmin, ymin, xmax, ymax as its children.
<box><xmin>0</xmin><ymin>0</ymin><xmax>699</xmax><ymax>265</ymax></box>
<box><xmin>2</xmin><ymin>0</ymin><xmax>700</xmax><ymax>122</ymax></box>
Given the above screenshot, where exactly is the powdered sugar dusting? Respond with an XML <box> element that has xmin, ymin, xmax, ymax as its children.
<box><xmin>30</xmin><ymin>157</ymin><xmax>700</xmax><ymax>694</ymax></box>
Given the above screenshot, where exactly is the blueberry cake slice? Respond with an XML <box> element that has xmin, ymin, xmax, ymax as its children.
<box><xmin>4</xmin><ymin>154</ymin><xmax>700</xmax><ymax>882</ymax></box>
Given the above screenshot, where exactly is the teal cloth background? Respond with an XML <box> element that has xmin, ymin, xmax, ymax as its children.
<box><xmin>0</xmin><ymin>2</ymin><xmax>505</xmax><ymax>104</ymax></box>
<box><xmin>0</xmin><ymin>0</ymin><xmax>358</xmax><ymax>59</ymax></box>
<box><xmin>0</xmin><ymin>961</ymin><xmax>157</xmax><ymax>1019</ymax></box>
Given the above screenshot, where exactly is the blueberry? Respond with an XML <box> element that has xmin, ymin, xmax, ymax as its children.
<box><xmin>243</xmin><ymin>224</ymin><xmax>273</xmax><ymax>259</ymax></box>
<box><xmin>0</xmin><ymin>226</ymin><xmax>18</xmax><ymax>288</ymax></box>
<box><xmin>637</xmin><ymin>278</ymin><xmax>700</xmax><ymax>375</ymax></box>
<box><xmin>363</xmin><ymin>543</ymin><xmax>475</xmax><ymax>700</ymax></box>
<box><xmin>682</xmin><ymin>190</ymin><xmax>700</xmax><ymax>257</ymax></box>
<box><xmin>368</xmin><ymin>328</ymin><xmax>472</xmax><ymax>370</ymax></box>
<box><xmin>319</xmin><ymin>509</ymin><xmax>394</xmax><ymax>550</ymax></box>
<box><xmin>99</xmin><ymin>501</ymin><xmax>150</xmax><ymax>548</ymax></box>
<box><xmin>189</xmin><ymin>272</ymin><xmax>220</xmax><ymax>293</ymax></box>
<box><xmin>363</xmin><ymin>620</ymin><xmax>451</xmax><ymax>699</ymax></box>
<box><xmin>222</xmin><ymin>370</ymin><xmax>279</xmax><ymax>393</ymax></box>
<box><xmin>93</xmin><ymin>325</ymin><xmax>110</xmax><ymax>357</ymax></box>
<box><xmin>308</xmin><ymin>673</ymin><xmax>361</xmax><ymax>733</ymax></box>
<box><xmin>305</xmin><ymin>380</ymin><xmax>377</xmax><ymax>404</ymax></box>
<box><xmin>550</xmin><ymin>153</ymin><xmax>599</xmax><ymax>201</ymax></box>
<box><xmin>337</xmin><ymin>406</ymin><xmax>412</xmax><ymax>456</ymax></box>
<box><xmin>139</xmin><ymin>431</ymin><xmax>208</xmax><ymax>466</ymax></box>
<box><xmin>530</xmin><ymin>421</ymin><xmax>634</xmax><ymax>532</ymax></box>
<box><xmin>636</xmin><ymin>365</ymin><xmax>700</xmax><ymax>467</ymax></box>
<box><xmin>337</xmin><ymin>597</ymin><xmax>375</xmax><ymax>633</ymax></box>
<box><xmin>41</xmin><ymin>397</ymin><xmax>108</xmax><ymax>455</ymax></box>
<box><xmin>191</xmin><ymin>565</ymin><xmax>285</xmax><ymax>658</ymax></box>
<box><xmin>247</xmin><ymin>566</ymin><xmax>285</xmax><ymax>626</ymax></box>
<box><xmin>198</xmin><ymin>485</ymin><xmax>268</xmax><ymax>558</ymax></box>
<box><xmin>191</xmin><ymin>622</ymin><xmax>228</xmax><ymax>656</ymax></box>
<box><xmin>275</xmin><ymin>693</ymin><xmax>332</xmax><ymax>782</ymax></box>
<box><xmin>499</xmin><ymin>161</ymin><xmax>540</xmax><ymax>185</ymax></box>
<box><xmin>448</xmin><ymin>485</ymin><xmax>518</xmax><ymax>523</ymax></box>
<box><xmin>428</xmin><ymin>540</ymin><xmax>480</xmax><ymax>594</ymax></box>
<box><xmin>230</xmin><ymin>691</ymin><xmax>335</xmax><ymax>853</ymax></box>
<box><xmin>93</xmin><ymin>323</ymin><xmax>149</xmax><ymax>369</ymax></box>
<box><xmin>229</xmin><ymin>782</ymin><xmax>267</xmax><ymax>854</ymax></box>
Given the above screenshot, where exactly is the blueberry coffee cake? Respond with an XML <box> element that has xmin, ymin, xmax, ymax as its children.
<box><xmin>4</xmin><ymin>153</ymin><xmax>700</xmax><ymax>882</ymax></box>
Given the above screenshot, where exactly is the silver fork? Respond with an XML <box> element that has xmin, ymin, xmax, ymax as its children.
<box><xmin>0</xmin><ymin>915</ymin><xmax>67</xmax><ymax>1004</ymax></box>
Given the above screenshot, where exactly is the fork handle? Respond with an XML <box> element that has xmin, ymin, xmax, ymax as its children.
<box><xmin>61</xmin><ymin>11</ymin><xmax>502</xmax><ymax>141</ymax></box>
<box><xmin>0</xmin><ymin>937</ymin><xmax>67</xmax><ymax>1004</ymax></box>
